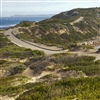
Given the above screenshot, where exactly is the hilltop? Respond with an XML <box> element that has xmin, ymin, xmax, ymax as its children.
<box><xmin>15</xmin><ymin>7</ymin><xmax>100</xmax><ymax>49</ymax></box>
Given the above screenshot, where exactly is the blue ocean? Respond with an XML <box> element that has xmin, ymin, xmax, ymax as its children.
<box><xmin>0</xmin><ymin>15</ymin><xmax>52</xmax><ymax>29</ymax></box>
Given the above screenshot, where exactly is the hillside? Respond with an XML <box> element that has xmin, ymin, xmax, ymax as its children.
<box><xmin>0</xmin><ymin>7</ymin><xmax>100</xmax><ymax>100</ymax></box>
<box><xmin>15</xmin><ymin>7</ymin><xmax>100</xmax><ymax>49</ymax></box>
<box><xmin>0</xmin><ymin>29</ymin><xmax>100</xmax><ymax>100</ymax></box>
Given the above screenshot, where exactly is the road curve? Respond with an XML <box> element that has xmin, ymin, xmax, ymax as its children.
<box><xmin>4</xmin><ymin>28</ymin><xmax>68</xmax><ymax>55</ymax></box>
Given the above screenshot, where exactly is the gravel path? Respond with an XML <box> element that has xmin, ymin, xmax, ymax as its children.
<box><xmin>70</xmin><ymin>17</ymin><xmax>84</xmax><ymax>25</ymax></box>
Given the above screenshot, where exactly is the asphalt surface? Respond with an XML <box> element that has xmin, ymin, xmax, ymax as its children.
<box><xmin>4</xmin><ymin>28</ymin><xmax>68</xmax><ymax>55</ymax></box>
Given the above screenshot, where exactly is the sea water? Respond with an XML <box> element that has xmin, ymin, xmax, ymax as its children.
<box><xmin>0</xmin><ymin>15</ymin><xmax>52</xmax><ymax>29</ymax></box>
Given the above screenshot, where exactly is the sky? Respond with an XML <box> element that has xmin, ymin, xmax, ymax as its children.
<box><xmin>1</xmin><ymin>0</ymin><xmax>100</xmax><ymax>17</ymax></box>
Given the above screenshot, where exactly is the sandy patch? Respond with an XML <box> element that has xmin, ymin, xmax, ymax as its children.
<box><xmin>0</xmin><ymin>96</ymin><xmax>14</xmax><ymax>100</ymax></box>
<box><xmin>22</xmin><ymin>68</ymin><xmax>34</xmax><ymax>78</ymax></box>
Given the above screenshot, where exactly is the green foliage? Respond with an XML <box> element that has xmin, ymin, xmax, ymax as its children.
<box><xmin>11</xmin><ymin>65</ymin><xmax>26</xmax><ymax>75</ymax></box>
<box><xmin>0</xmin><ymin>31</ymin><xmax>10</xmax><ymax>47</ymax></box>
<box><xmin>32</xmin><ymin>50</ymin><xmax>45</xmax><ymax>56</ymax></box>
<box><xmin>82</xmin><ymin>45</ymin><xmax>94</xmax><ymax>49</ymax></box>
<box><xmin>0</xmin><ymin>45</ymin><xmax>44</xmax><ymax>59</ymax></box>
<box><xmin>17</xmin><ymin>21</ymin><xmax>33</xmax><ymax>27</ymax></box>
<box><xmin>0</xmin><ymin>46</ymin><xmax>31</xmax><ymax>58</ymax></box>
<box><xmin>53</xmin><ymin>54</ymin><xmax>100</xmax><ymax>76</ymax></box>
<box><xmin>0</xmin><ymin>60</ymin><xmax>14</xmax><ymax>68</ymax></box>
<box><xmin>0</xmin><ymin>60</ymin><xmax>7</xmax><ymax>64</ymax></box>
<box><xmin>16</xmin><ymin>77</ymin><xmax>100</xmax><ymax>100</ymax></box>
<box><xmin>0</xmin><ymin>75</ymin><xmax>28</xmax><ymax>96</ymax></box>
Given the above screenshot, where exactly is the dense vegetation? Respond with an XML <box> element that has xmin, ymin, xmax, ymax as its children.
<box><xmin>0</xmin><ymin>75</ymin><xmax>29</xmax><ymax>96</ymax></box>
<box><xmin>53</xmin><ymin>54</ymin><xmax>98</xmax><ymax>75</ymax></box>
<box><xmin>16</xmin><ymin>77</ymin><xmax>100</xmax><ymax>100</ymax></box>
<box><xmin>25</xmin><ymin>53</ymin><xmax>100</xmax><ymax>77</ymax></box>
<box><xmin>0</xmin><ymin>75</ymin><xmax>100</xmax><ymax>99</ymax></box>
<box><xmin>16</xmin><ymin>21</ymin><xmax>34</xmax><ymax>27</ymax></box>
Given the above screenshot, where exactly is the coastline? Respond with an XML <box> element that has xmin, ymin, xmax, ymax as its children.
<box><xmin>0</xmin><ymin>15</ymin><xmax>52</xmax><ymax>30</ymax></box>
<box><xmin>0</xmin><ymin>24</ymin><xmax>17</xmax><ymax>29</ymax></box>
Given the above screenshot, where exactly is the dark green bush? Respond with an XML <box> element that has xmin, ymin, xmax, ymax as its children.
<box><xmin>11</xmin><ymin>65</ymin><xmax>26</xmax><ymax>75</ymax></box>
<box><xmin>32</xmin><ymin>50</ymin><xmax>45</xmax><ymax>56</ymax></box>
<box><xmin>0</xmin><ymin>60</ymin><xmax>7</xmax><ymax>64</ymax></box>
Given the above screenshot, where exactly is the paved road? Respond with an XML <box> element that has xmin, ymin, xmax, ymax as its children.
<box><xmin>3</xmin><ymin>28</ymin><xmax>100</xmax><ymax>59</ymax></box>
<box><xmin>4</xmin><ymin>29</ymin><xmax>68</xmax><ymax>55</ymax></box>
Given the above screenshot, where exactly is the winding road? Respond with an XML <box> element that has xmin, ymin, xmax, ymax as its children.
<box><xmin>4</xmin><ymin>28</ymin><xmax>68</xmax><ymax>55</ymax></box>
<box><xmin>4</xmin><ymin>28</ymin><xmax>100</xmax><ymax>60</ymax></box>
